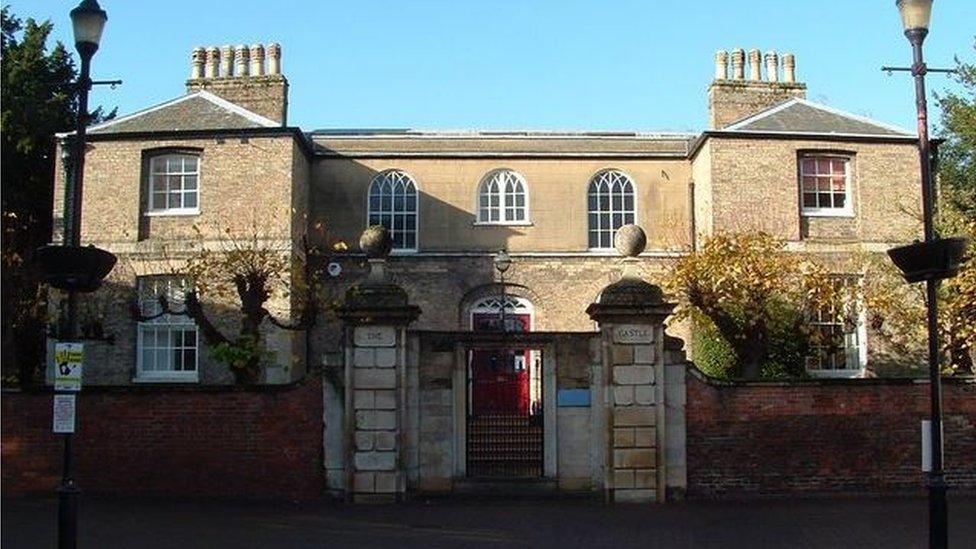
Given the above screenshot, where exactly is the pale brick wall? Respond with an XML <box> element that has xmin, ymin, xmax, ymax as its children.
<box><xmin>311</xmin><ymin>157</ymin><xmax>693</xmax><ymax>253</ymax></box>
<box><xmin>50</xmin><ymin>134</ymin><xmax>310</xmax><ymax>385</ymax></box>
<box><xmin>706</xmin><ymin>137</ymin><xmax>922</xmax><ymax>244</ymax></box>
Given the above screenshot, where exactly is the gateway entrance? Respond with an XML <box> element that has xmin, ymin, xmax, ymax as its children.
<box><xmin>465</xmin><ymin>299</ymin><xmax>543</xmax><ymax>478</ymax></box>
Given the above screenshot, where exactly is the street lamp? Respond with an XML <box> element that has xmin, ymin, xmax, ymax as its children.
<box><xmin>887</xmin><ymin>2</ymin><xmax>968</xmax><ymax>548</ymax></box>
<box><xmin>41</xmin><ymin>3</ymin><xmax>109</xmax><ymax>549</ymax></box>
<box><xmin>494</xmin><ymin>250</ymin><xmax>511</xmax><ymax>332</ymax></box>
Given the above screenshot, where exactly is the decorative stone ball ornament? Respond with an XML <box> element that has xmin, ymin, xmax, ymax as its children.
<box><xmin>360</xmin><ymin>225</ymin><xmax>393</xmax><ymax>259</ymax></box>
<box><xmin>615</xmin><ymin>224</ymin><xmax>647</xmax><ymax>257</ymax></box>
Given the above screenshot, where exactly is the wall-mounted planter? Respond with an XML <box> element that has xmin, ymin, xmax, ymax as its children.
<box><xmin>887</xmin><ymin>237</ymin><xmax>969</xmax><ymax>283</ymax></box>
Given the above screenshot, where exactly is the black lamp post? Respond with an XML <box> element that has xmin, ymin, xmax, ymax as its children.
<box><xmin>887</xmin><ymin>2</ymin><xmax>967</xmax><ymax>547</ymax></box>
<box><xmin>40</xmin><ymin>2</ymin><xmax>109</xmax><ymax>549</ymax></box>
<box><xmin>494</xmin><ymin>250</ymin><xmax>512</xmax><ymax>332</ymax></box>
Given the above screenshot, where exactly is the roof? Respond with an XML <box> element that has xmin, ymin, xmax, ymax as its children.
<box><xmin>78</xmin><ymin>91</ymin><xmax>279</xmax><ymax>135</ymax></box>
<box><xmin>721</xmin><ymin>98</ymin><xmax>913</xmax><ymax>138</ymax></box>
<box><xmin>310</xmin><ymin>130</ymin><xmax>695</xmax><ymax>158</ymax></box>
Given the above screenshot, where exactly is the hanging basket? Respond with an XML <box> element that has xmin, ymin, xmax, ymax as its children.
<box><xmin>887</xmin><ymin>237</ymin><xmax>969</xmax><ymax>283</ymax></box>
<box><xmin>35</xmin><ymin>244</ymin><xmax>118</xmax><ymax>293</ymax></box>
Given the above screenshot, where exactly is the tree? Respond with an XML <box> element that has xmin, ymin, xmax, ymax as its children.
<box><xmin>935</xmin><ymin>39</ymin><xmax>976</xmax><ymax>219</ymax></box>
<box><xmin>869</xmin><ymin>41</ymin><xmax>976</xmax><ymax>376</ymax></box>
<box><xmin>138</xmin><ymin>222</ymin><xmax>346</xmax><ymax>384</ymax></box>
<box><xmin>668</xmin><ymin>232</ymin><xmax>841</xmax><ymax>379</ymax></box>
<box><xmin>1</xmin><ymin>7</ymin><xmax>113</xmax><ymax>385</ymax></box>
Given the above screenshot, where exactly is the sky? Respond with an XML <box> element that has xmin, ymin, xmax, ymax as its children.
<box><xmin>10</xmin><ymin>0</ymin><xmax>976</xmax><ymax>134</ymax></box>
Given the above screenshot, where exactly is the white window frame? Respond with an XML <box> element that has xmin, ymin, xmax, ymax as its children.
<box><xmin>799</xmin><ymin>155</ymin><xmax>853</xmax><ymax>218</ymax></box>
<box><xmin>367</xmin><ymin>170</ymin><xmax>419</xmax><ymax>253</ymax></box>
<box><xmin>475</xmin><ymin>169</ymin><xmax>531</xmax><ymax>226</ymax></box>
<box><xmin>468</xmin><ymin>295</ymin><xmax>535</xmax><ymax>331</ymax></box>
<box><xmin>146</xmin><ymin>153</ymin><xmax>201</xmax><ymax>216</ymax></box>
<box><xmin>135</xmin><ymin>276</ymin><xmax>200</xmax><ymax>383</ymax></box>
<box><xmin>587</xmin><ymin>169</ymin><xmax>637</xmax><ymax>251</ymax></box>
<box><xmin>805</xmin><ymin>277</ymin><xmax>867</xmax><ymax>378</ymax></box>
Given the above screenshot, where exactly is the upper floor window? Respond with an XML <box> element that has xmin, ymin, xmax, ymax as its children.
<box><xmin>368</xmin><ymin>170</ymin><xmax>418</xmax><ymax>251</ymax></box>
<box><xmin>136</xmin><ymin>276</ymin><xmax>199</xmax><ymax>382</ymax></box>
<box><xmin>805</xmin><ymin>277</ymin><xmax>865</xmax><ymax>377</ymax></box>
<box><xmin>148</xmin><ymin>154</ymin><xmax>200</xmax><ymax>215</ymax></box>
<box><xmin>478</xmin><ymin>170</ymin><xmax>528</xmax><ymax>224</ymax></box>
<box><xmin>800</xmin><ymin>156</ymin><xmax>852</xmax><ymax>217</ymax></box>
<box><xmin>588</xmin><ymin>169</ymin><xmax>635</xmax><ymax>250</ymax></box>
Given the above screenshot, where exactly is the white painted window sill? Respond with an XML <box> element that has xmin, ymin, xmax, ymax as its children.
<box><xmin>144</xmin><ymin>209</ymin><xmax>200</xmax><ymax>217</ymax></box>
<box><xmin>132</xmin><ymin>375</ymin><xmax>199</xmax><ymax>384</ymax></box>
<box><xmin>472</xmin><ymin>221</ymin><xmax>533</xmax><ymax>227</ymax></box>
<box><xmin>801</xmin><ymin>210</ymin><xmax>855</xmax><ymax>219</ymax></box>
<box><xmin>806</xmin><ymin>369</ymin><xmax>866</xmax><ymax>379</ymax></box>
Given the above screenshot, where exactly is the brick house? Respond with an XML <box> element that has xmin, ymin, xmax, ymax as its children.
<box><xmin>43</xmin><ymin>44</ymin><xmax>931</xmax><ymax>499</ymax></box>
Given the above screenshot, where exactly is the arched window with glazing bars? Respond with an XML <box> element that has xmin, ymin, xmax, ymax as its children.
<box><xmin>587</xmin><ymin>169</ymin><xmax>635</xmax><ymax>249</ymax></box>
<box><xmin>367</xmin><ymin>170</ymin><xmax>418</xmax><ymax>251</ymax></box>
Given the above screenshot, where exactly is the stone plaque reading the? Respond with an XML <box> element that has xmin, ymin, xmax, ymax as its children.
<box><xmin>613</xmin><ymin>324</ymin><xmax>654</xmax><ymax>345</ymax></box>
<box><xmin>354</xmin><ymin>326</ymin><xmax>396</xmax><ymax>347</ymax></box>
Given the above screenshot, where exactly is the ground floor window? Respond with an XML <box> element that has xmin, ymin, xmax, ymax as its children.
<box><xmin>136</xmin><ymin>276</ymin><xmax>199</xmax><ymax>381</ymax></box>
<box><xmin>805</xmin><ymin>277</ymin><xmax>865</xmax><ymax>377</ymax></box>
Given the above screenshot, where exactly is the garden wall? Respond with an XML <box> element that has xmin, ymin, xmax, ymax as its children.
<box><xmin>1</xmin><ymin>377</ymin><xmax>324</xmax><ymax>500</ymax></box>
<box><xmin>686</xmin><ymin>370</ymin><xmax>976</xmax><ymax>497</ymax></box>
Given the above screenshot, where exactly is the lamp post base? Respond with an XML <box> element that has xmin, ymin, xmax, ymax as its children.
<box><xmin>56</xmin><ymin>479</ymin><xmax>80</xmax><ymax>549</ymax></box>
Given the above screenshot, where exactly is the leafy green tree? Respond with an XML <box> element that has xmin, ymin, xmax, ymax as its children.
<box><xmin>1</xmin><ymin>7</ymin><xmax>113</xmax><ymax>385</ymax></box>
<box><xmin>936</xmin><ymin>39</ymin><xmax>976</xmax><ymax>219</ymax></box>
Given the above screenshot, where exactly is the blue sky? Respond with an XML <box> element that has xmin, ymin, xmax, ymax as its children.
<box><xmin>11</xmin><ymin>1</ymin><xmax>976</xmax><ymax>133</ymax></box>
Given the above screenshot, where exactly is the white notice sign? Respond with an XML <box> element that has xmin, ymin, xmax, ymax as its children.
<box><xmin>354</xmin><ymin>326</ymin><xmax>396</xmax><ymax>347</ymax></box>
<box><xmin>613</xmin><ymin>324</ymin><xmax>654</xmax><ymax>344</ymax></box>
<box><xmin>53</xmin><ymin>394</ymin><xmax>76</xmax><ymax>434</ymax></box>
<box><xmin>54</xmin><ymin>342</ymin><xmax>83</xmax><ymax>392</ymax></box>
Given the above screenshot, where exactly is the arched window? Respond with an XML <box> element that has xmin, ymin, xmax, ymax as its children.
<box><xmin>478</xmin><ymin>170</ymin><xmax>528</xmax><ymax>223</ymax></box>
<box><xmin>587</xmin><ymin>169</ymin><xmax>635</xmax><ymax>249</ymax></box>
<box><xmin>368</xmin><ymin>170</ymin><xmax>418</xmax><ymax>251</ymax></box>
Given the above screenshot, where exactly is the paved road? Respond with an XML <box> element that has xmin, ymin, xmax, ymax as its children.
<box><xmin>3</xmin><ymin>495</ymin><xmax>975</xmax><ymax>548</ymax></box>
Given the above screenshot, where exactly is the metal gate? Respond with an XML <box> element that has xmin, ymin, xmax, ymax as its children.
<box><xmin>466</xmin><ymin>347</ymin><xmax>543</xmax><ymax>478</ymax></box>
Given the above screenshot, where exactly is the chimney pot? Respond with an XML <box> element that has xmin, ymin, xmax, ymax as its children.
<box><xmin>204</xmin><ymin>47</ymin><xmax>220</xmax><ymax>79</ymax></box>
<box><xmin>747</xmin><ymin>49</ymin><xmax>761</xmax><ymax>81</ymax></box>
<box><xmin>250</xmin><ymin>44</ymin><xmax>265</xmax><ymax>76</ymax></box>
<box><xmin>190</xmin><ymin>47</ymin><xmax>205</xmax><ymax>80</ymax></box>
<box><xmin>764</xmin><ymin>50</ymin><xmax>779</xmax><ymax>83</ymax></box>
<box><xmin>235</xmin><ymin>45</ymin><xmax>250</xmax><ymax>77</ymax></box>
<box><xmin>731</xmin><ymin>48</ymin><xmax>745</xmax><ymax>80</ymax></box>
<box><xmin>220</xmin><ymin>45</ymin><xmax>234</xmax><ymax>78</ymax></box>
<box><xmin>714</xmin><ymin>50</ymin><xmax>728</xmax><ymax>80</ymax></box>
<box><xmin>783</xmin><ymin>53</ymin><xmax>796</xmax><ymax>83</ymax></box>
<box><xmin>267</xmin><ymin>43</ymin><xmax>281</xmax><ymax>76</ymax></box>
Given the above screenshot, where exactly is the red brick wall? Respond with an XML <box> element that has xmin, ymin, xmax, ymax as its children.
<box><xmin>1</xmin><ymin>377</ymin><xmax>324</xmax><ymax>500</ymax></box>
<box><xmin>686</xmin><ymin>371</ymin><xmax>976</xmax><ymax>497</ymax></box>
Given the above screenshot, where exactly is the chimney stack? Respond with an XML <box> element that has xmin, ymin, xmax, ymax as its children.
<box><xmin>186</xmin><ymin>42</ymin><xmax>289</xmax><ymax>125</ymax></box>
<box><xmin>707</xmin><ymin>47</ymin><xmax>806</xmax><ymax>129</ymax></box>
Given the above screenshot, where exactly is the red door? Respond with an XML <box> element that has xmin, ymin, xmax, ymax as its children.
<box><xmin>470</xmin><ymin>313</ymin><xmax>530</xmax><ymax>415</ymax></box>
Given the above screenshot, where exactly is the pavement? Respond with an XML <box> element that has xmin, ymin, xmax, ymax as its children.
<box><xmin>2</xmin><ymin>494</ymin><xmax>975</xmax><ymax>548</ymax></box>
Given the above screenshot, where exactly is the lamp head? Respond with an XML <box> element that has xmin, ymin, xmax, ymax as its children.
<box><xmin>494</xmin><ymin>249</ymin><xmax>512</xmax><ymax>274</ymax></box>
<box><xmin>70</xmin><ymin>0</ymin><xmax>107</xmax><ymax>56</ymax></box>
<box><xmin>896</xmin><ymin>0</ymin><xmax>933</xmax><ymax>35</ymax></box>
